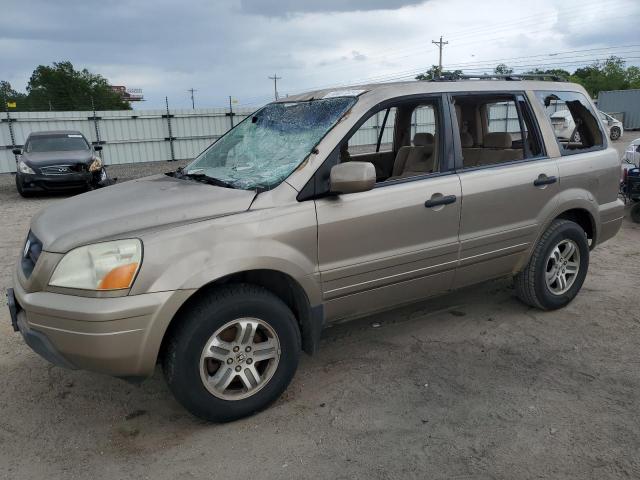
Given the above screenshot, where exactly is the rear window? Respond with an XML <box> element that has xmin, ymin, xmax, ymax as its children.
<box><xmin>535</xmin><ymin>91</ymin><xmax>604</xmax><ymax>155</ymax></box>
<box><xmin>26</xmin><ymin>134</ymin><xmax>89</xmax><ymax>153</ymax></box>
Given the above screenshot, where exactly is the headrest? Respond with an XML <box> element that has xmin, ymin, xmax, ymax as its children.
<box><xmin>484</xmin><ymin>132</ymin><xmax>513</xmax><ymax>149</ymax></box>
<box><xmin>413</xmin><ymin>132</ymin><xmax>434</xmax><ymax>147</ymax></box>
<box><xmin>460</xmin><ymin>131</ymin><xmax>473</xmax><ymax>148</ymax></box>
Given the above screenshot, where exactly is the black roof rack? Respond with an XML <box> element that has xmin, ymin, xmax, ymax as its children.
<box><xmin>429</xmin><ymin>73</ymin><xmax>568</xmax><ymax>82</ymax></box>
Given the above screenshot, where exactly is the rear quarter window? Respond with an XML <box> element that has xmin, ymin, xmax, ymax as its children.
<box><xmin>535</xmin><ymin>90</ymin><xmax>605</xmax><ymax>156</ymax></box>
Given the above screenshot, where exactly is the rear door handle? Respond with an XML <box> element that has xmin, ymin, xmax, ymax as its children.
<box><xmin>425</xmin><ymin>194</ymin><xmax>457</xmax><ymax>208</ymax></box>
<box><xmin>534</xmin><ymin>175</ymin><xmax>557</xmax><ymax>187</ymax></box>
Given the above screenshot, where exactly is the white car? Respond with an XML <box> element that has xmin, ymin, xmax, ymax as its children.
<box><xmin>550</xmin><ymin>110</ymin><xmax>579</xmax><ymax>142</ymax></box>
<box><xmin>598</xmin><ymin>110</ymin><xmax>624</xmax><ymax>141</ymax></box>
<box><xmin>550</xmin><ymin>109</ymin><xmax>624</xmax><ymax>142</ymax></box>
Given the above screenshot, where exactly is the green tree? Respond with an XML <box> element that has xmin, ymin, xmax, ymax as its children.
<box><xmin>524</xmin><ymin>68</ymin><xmax>571</xmax><ymax>80</ymax></box>
<box><xmin>626</xmin><ymin>66</ymin><xmax>640</xmax><ymax>89</ymax></box>
<box><xmin>416</xmin><ymin>65</ymin><xmax>463</xmax><ymax>80</ymax></box>
<box><xmin>25</xmin><ymin>61</ymin><xmax>130</xmax><ymax>111</ymax></box>
<box><xmin>0</xmin><ymin>81</ymin><xmax>28</xmax><ymax>109</ymax></box>
<box><xmin>570</xmin><ymin>56</ymin><xmax>629</xmax><ymax>96</ymax></box>
<box><xmin>494</xmin><ymin>63</ymin><xmax>513</xmax><ymax>75</ymax></box>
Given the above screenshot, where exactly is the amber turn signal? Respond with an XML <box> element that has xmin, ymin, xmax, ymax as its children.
<box><xmin>97</xmin><ymin>263</ymin><xmax>139</xmax><ymax>290</ymax></box>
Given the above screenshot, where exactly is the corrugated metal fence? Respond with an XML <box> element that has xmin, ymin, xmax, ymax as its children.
<box><xmin>0</xmin><ymin>107</ymin><xmax>255</xmax><ymax>174</ymax></box>
<box><xmin>597</xmin><ymin>89</ymin><xmax>640</xmax><ymax>129</ymax></box>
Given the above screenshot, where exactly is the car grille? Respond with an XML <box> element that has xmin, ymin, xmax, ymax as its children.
<box><xmin>21</xmin><ymin>231</ymin><xmax>42</xmax><ymax>279</ymax></box>
<box><xmin>39</xmin><ymin>164</ymin><xmax>85</xmax><ymax>175</ymax></box>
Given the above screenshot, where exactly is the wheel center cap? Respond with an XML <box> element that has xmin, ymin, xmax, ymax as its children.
<box><xmin>236</xmin><ymin>353</ymin><xmax>246</xmax><ymax>364</ymax></box>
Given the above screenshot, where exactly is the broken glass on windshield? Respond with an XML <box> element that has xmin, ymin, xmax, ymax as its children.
<box><xmin>185</xmin><ymin>97</ymin><xmax>357</xmax><ymax>190</ymax></box>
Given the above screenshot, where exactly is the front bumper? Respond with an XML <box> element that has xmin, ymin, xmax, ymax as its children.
<box><xmin>8</xmin><ymin>289</ymin><xmax>76</xmax><ymax>370</ymax></box>
<box><xmin>18</xmin><ymin>171</ymin><xmax>93</xmax><ymax>192</ymax></box>
<box><xmin>9</xmin><ymin>276</ymin><xmax>194</xmax><ymax>379</ymax></box>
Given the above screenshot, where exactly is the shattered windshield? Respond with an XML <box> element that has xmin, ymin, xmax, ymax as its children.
<box><xmin>184</xmin><ymin>97</ymin><xmax>356</xmax><ymax>190</ymax></box>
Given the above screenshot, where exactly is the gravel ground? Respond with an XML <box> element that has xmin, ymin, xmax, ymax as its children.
<box><xmin>0</xmin><ymin>134</ymin><xmax>639</xmax><ymax>479</ymax></box>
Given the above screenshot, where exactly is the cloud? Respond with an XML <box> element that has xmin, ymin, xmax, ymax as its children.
<box><xmin>1</xmin><ymin>0</ymin><xmax>637</xmax><ymax>109</ymax></box>
<box><xmin>239</xmin><ymin>0</ymin><xmax>426</xmax><ymax>16</ymax></box>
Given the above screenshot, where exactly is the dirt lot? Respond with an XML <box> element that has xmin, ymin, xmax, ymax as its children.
<box><xmin>1</xmin><ymin>135</ymin><xmax>639</xmax><ymax>479</ymax></box>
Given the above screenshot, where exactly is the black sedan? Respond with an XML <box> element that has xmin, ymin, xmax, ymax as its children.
<box><xmin>13</xmin><ymin>130</ymin><xmax>112</xmax><ymax>197</ymax></box>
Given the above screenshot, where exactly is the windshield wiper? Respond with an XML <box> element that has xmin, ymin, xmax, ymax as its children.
<box><xmin>166</xmin><ymin>168</ymin><xmax>236</xmax><ymax>189</ymax></box>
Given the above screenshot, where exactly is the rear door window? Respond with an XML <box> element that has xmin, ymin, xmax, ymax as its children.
<box><xmin>535</xmin><ymin>90</ymin><xmax>604</xmax><ymax>155</ymax></box>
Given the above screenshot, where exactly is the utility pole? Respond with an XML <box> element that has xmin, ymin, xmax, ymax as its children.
<box><xmin>431</xmin><ymin>36</ymin><xmax>448</xmax><ymax>78</ymax></box>
<box><xmin>187</xmin><ymin>88</ymin><xmax>197</xmax><ymax>109</ymax></box>
<box><xmin>268</xmin><ymin>74</ymin><xmax>282</xmax><ymax>100</ymax></box>
<box><xmin>228</xmin><ymin>95</ymin><xmax>234</xmax><ymax>128</ymax></box>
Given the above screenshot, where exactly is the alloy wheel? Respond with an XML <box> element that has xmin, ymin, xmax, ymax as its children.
<box><xmin>199</xmin><ymin>318</ymin><xmax>281</xmax><ymax>400</ymax></box>
<box><xmin>545</xmin><ymin>239</ymin><xmax>580</xmax><ymax>295</ymax></box>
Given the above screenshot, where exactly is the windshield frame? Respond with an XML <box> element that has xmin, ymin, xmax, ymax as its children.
<box><xmin>182</xmin><ymin>96</ymin><xmax>358</xmax><ymax>191</ymax></box>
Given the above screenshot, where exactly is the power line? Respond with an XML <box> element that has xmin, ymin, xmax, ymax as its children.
<box><xmin>290</xmin><ymin>0</ymin><xmax>636</xmax><ymax>80</ymax></box>
<box><xmin>288</xmin><ymin>53</ymin><xmax>640</xmax><ymax>95</ymax></box>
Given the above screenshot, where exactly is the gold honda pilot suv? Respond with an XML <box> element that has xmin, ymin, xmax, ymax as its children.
<box><xmin>7</xmin><ymin>78</ymin><xmax>624</xmax><ymax>421</ymax></box>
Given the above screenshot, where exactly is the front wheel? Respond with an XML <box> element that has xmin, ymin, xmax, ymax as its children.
<box><xmin>162</xmin><ymin>284</ymin><xmax>301</xmax><ymax>422</ymax></box>
<box><xmin>15</xmin><ymin>174</ymin><xmax>33</xmax><ymax>198</ymax></box>
<box><xmin>515</xmin><ymin>219</ymin><xmax>589</xmax><ymax>310</ymax></box>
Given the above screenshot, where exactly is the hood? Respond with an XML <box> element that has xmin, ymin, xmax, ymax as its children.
<box><xmin>31</xmin><ymin>174</ymin><xmax>257</xmax><ymax>252</ymax></box>
<box><xmin>22</xmin><ymin>150</ymin><xmax>94</xmax><ymax>167</ymax></box>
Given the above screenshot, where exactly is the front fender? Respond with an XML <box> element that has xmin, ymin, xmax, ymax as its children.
<box><xmin>130</xmin><ymin>207</ymin><xmax>321</xmax><ymax>305</ymax></box>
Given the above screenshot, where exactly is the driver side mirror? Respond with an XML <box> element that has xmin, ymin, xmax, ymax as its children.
<box><xmin>93</xmin><ymin>145</ymin><xmax>103</xmax><ymax>151</ymax></box>
<box><xmin>607</xmin><ymin>119</ymin><xmax>613</xmax><ymax>126</ymax></box>
<box><xmin>12</xmin><ymin>148</ymin><xmax>22</xmax><ymax>155</ymax></box>
<box><xmin>330</xmin><ymin>162</ymin><xmax>376</xmax><ymax>195</ymax></box>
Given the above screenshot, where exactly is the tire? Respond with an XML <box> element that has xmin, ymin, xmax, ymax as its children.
<box><xmin>162</xmin><ymin>284</ymin><xmax>301</xmax><ymax>422</ymax></box>
<box><xmin>515</xmin><ymin>219</ymin><xmax>589</xmax><ymax>310</ymax></box>
<box><xmin>631</xmin><ymin>203</ymin><xmax>640</xmax><ymax>224</ymax></box>
<box><xmin>15</xmin><ymin>174</ymin><xmax>33</xmax><ymax>198</ymax></box>
<box><xmin>571</xmin><ymin>130</ymin><xmax>581</xmax><ymax>143</ymax></box>
<box><xmin>610</xmin><ymin>127</ymin><xmax>621</xmax><ymax>141</ymax></box>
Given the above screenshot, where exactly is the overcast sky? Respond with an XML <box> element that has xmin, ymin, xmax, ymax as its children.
<box><xmin>1</xmin><ymin>0</ymin><xmax>638</xmax><ymax>109</ymax></box>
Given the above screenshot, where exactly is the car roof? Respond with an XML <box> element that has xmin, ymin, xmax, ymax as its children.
<box><xmin>281</xmin><ymin>79</ymin><xmax>585</xmax><ymax>103</ymax></box>
<box><xmin>28</xmin><ymin>130</ymin><xmax>85</xmax><ymax>137</ymax></box>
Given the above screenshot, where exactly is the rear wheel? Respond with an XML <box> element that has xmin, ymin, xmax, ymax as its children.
<box><xmin>631</xmin><ymin>203</ymin><xmax>640</xmax><ymax>224</ymax></box>
<box><xmin>610</xmin><ymin>126</ymin><xmax>621</xmax><ymax>141</ymax></box>
<box><xmin>571</xmin><ymin>130</ymin><xmax>582</xmax><ymax>143</ymax></box>
<box><xmin>162</xmin><ymin>284</ymin><xmax>301</xmax><ymax>422</ymax></box>
<box><xmin>515</xmin><ymin>219</ymin><xmax>589</xmax><ymax>310</ymax></box>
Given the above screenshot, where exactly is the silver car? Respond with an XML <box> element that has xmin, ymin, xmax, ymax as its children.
<box><xmin>8</xmin><ymin>79</ymin><xmax>624</xmax><ymax>422</ymax></box>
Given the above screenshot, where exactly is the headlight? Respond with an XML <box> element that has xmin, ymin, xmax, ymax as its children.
<box><xmin>88</xmin><ymin>156</ymin><xmax>102</xmax><ymax>172</ymax></box>
<box><xmin>49</xmin><ymin>239</ymin><xmax>142</xmax><ymax>290</ymax></box>
<box><xmin>18</xmin><ymin>160</ymin><xmax>35</xmax><ymax>174</ymax></box>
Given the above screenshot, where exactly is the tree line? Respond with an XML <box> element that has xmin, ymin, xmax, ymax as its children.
<box><xmin>1</xmin><ymin>61</ymin><xmax>131</xmax><ymax>112</ymax></box>
<box><xmin>416</xmin><ymin>56</ymin><xmax>640</xmax><ymax>97</ymax></box>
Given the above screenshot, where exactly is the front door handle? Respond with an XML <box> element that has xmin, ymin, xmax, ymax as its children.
<box><xmin>425</xmin><ymin>194</ymin><xmax>457</xmax><ymax>208</ymax></box>
<box><xmin>534</xmin><ymin>174</ymin><xmax>557</xmax><ymax>187</ymax></box>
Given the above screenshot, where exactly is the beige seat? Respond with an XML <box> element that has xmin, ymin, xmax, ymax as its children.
<box><xmin>390</xmin><ymin>133</ymin><xmax>435</xmax><ymax>179</ymax></box>
<box><xmin>479</xmin><ymin>132</ymin><xmax>523</xmax><ymax>165</ymax></box>
<box><xmin>463</xmin><ymin>132</ymin><xmax>523</xmax><ymax>168</ymax></box>
<box><xmin>460</xmin><ymin>131</ymin><xmax>484</xmax><ymax>167</ymax></box>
